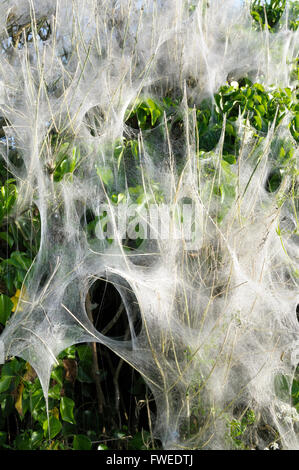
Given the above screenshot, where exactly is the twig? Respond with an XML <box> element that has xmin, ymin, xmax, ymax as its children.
<box><xmin>113</xmin><ymin>326</ymin><xmax>130</xmax><ymax>428</ymax></box>
<box><xmin>85</xmin><ymin>291</ymin><xmax>105</xmax><ymax>414</ymax></box>
<box><xmin>101</xmin><ymin>302</ymin><xmax>125</xmax><ymax>336</ymax></box>
<box><xmin>145</xmin><ymin>388</ymin><xmax>155</xmax><ymax>449</ymax></box>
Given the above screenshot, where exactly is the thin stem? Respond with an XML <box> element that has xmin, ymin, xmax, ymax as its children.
<box><xmin>85</xmin><ymin>291</ymin><xmax>105</xmax><ymax>414</ymax></box>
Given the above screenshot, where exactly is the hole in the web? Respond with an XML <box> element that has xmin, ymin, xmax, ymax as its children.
<box><xmin>86</xmin><ymin>275</ymin><xmax>142</xmax><ymax>341</ymax></box>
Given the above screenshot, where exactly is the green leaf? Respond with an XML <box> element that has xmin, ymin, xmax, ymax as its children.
<box><xmin>57</xmin><ymin>142</ymin><xmax>70</xmax><ymax>158</ymax></box>
<box><xmin>0</xmin><ymin>431</ymin><xmax>7</xmax><ymax>447</ymax></box>
<box><xmin>0</xmin><ymin>395</ymin><xmax>14</xmax><ymax>417</ymax></box>
<box><xmin>43</xmin><ymin>416</ymin><xmax>62</xmax><ymax>439</ymax></box>
<box><xmin>256</xmin><ymin>104</ymin><xmax>266</xmax><ymax>115</ymax></box>
<box><xmin>225</xmin><ymin>122</ymin><xmax>235</xmax><ymax>136</ymax></box>
<box><xmin>137</xmin><ymin>107</ymin><xmax>148</xmax><ymax>122</ymax></box>
<box><xmin>60</xmin><ymin>159</ymin><xmax>70</xmax><ymax>175</ymax></box>
<box><xmin>253</xmin><ymin>83</ymin><xmax>265</xmax><ymax>93</ymax></box>
<box><xmin>254</xmin><ymin>113</ymin><xmax>262</xmax><ymax>130</ymax></box>
<box><xmin>274</xmin><ymin>373</ymin><xmax>291</xmax><ymax>401</ymax></box>
<box><xmin>59</xmin><ymin>345</ymin><xmax>76</xmax><ymax>360</ymax></box>
<box><xmin>223</xmin><ymin>154</ymin><xmax>236</xmax><ymax>165</ymax></box>
<box><xmin>4</xmin><ymin>252</ymin><xmax>31</xmax><ymax>271</ymax></box>
<box><xmin>279</xmin><ymin>146</ymin><xmax>286</xmax><ymax>159</ymax></box>
<box><xmin>73</xmin><ymin>434</ymin><xmax>92</xmax><ymax>450</ymax></box>
<box><xmin>48</xmin><ymin>383</ymin><xmax>61</xmax><ymax>400</ymax></box>
<box><xmin>76</xmin><ymin>344</ymin><xmax>93</xmax><ymax>362</ymax></box>
<box><xmin>147</xmin><ymin>98</ymin><xmax>162</xmax><ymax>126</ymax></box>
<box><xmin>0</xmin><ymin>183</ymin><xmax>17</xmax><ymax>216</ymax></box>
<box><xmin>0</xmin><ymin>232</ymin><xmax>14</xmax><ymax>248</ymax></box>
<box><xmin>77</xmin><ymin>361</ymin><xmax>94</xmax><ymax>383</ymax></box>
<box><xmin>51</xmin><ymin>365</ymin><xmax>64</xmax><ymax>386</ymax></box>
<box><xmin>60</xmin><ymin>396</ymin><xmax>76</xmax><ymax>424</ymax></box>
<box><xmin>1</xmin><ymin>357</ymin><xmax>23</xmax><ymax>375</ymax></box>
<box><xmin>96</xmin><ymin>167</ymin><xmax>113</xmax><ymax>186</ymax></box>
<box><xmin>31</xmin><ymin>431</ymin><xmax>44</xmax><ymax>449</ymax></box>
<box><xmin>69</xmin><ymin>148</ymin><xmax>78</xmax><ymax>172</ymax></box>
<box><xmin>130</xmin><ymin>140</ymin><xmax>139</xmax><ymax>159</ymax></box>
<box><xmin>0</xmin><ymin>375</ymin><xmax>13</xmax><ymax>393</ymax></box>
<box><xmin>0</xmin><ymin>294</ymin><xmax>13</xmax><ymax>325</ymax></box>
<box><xmin>242</xmin><ymin>409</ymin><xmax>255</xmax><ymax>426</ymax></box>
<box><xmin>14</xmin><ymin>433</ymin><xmax>32</xmax><ymax>450</ymax></box>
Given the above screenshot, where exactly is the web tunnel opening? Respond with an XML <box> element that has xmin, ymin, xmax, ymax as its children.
<box><xmin>78</xmin><ymin>277</ymin><xmax>160</xmax><ymax>450</ymax></box>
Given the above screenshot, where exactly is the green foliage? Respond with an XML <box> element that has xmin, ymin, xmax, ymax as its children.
<box><xmin>0</xmin><ymin>295</ymin><xmax>13</xmax><ymax>325</ymax></box>
<box><xmin>288</xmin><ymin>1</ymin><xmax>299</xmax><ymax>30</ymax></box>
<box><xmin>43</xmin><ymin>416</ymin><xmax>62</xmax><ymax>439</ymax></box>
<box><xmin>274</xmin><ymin>373</ymin><xmax>291</xmax><ymax>401</ymax></box>
<box><xmin>0</xmin><ymin>350</ymin><xmax>99</xmax><ymax>450</ymax></box>
<box><xmin>96</xmin><ymin>166</ymin><xmax>114</xmax><ymax>186</ymax></box>
<box><xmin>250</xmin><ymin>0</ymin><xmax>286</xmax><ymax>30</ymax></box>
<box><xmin>60</xmin><ymin>396</ymin><xmax>76</xmax><ymax>424</ymax></box>
<box><xmin>0</xmin><ymin>180</ymin><xmax>17</xmax><ymax>225</ymax></box>
<box><xmin>0</xmin><ymin>252</ymin><xmax>32</xmax><ymax>293</ymax></box>
<box><xmin>227</xmin><ymin>409</ymin><xmax>256</xmax><ymax>449</ymax></box>
<box><xmin>215</xmin><ymin>82</ymin><xmax>294</xmax><ymax>134</ymax></box>
<box><xmin>125</xmin><ymin>98</ymin><xmax>163</xmax><ymax>131</ymax></box>
<box><xmin>73</xmin><ymin>434</ymin><xmax>92</xmax><ymax>450</ymax></box>
<box><xmin>292</xmin><ymin>370</ymin><xmax>299</xmax><ymax>413</ymax></box>
<box><xmin>250</xmin><ymin>0</ymin><xmax>299</xmax><ymax>32</ymax></box>
<box><xmin>53</xmin><ymin>145</ymin><xmax>80</xmax><ymax>182</ymax></box>
<box><xmin>0</xmin><ymin>178</ymin><xmax>40</xmax><ymax>259</ymax></box>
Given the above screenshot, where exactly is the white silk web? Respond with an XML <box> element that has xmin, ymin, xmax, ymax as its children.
<box><xmin>0</xmin><ymin>0</ymin><xmax>298</xmax><ymax>450</ymax></box>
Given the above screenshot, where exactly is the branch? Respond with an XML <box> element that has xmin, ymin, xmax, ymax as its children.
<box><xmin>85</xmin><ymin>291</ymin><xmax>105</xmax><ymax>414</ymax></box>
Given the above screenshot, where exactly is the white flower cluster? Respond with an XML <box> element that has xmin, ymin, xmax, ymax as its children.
<box><xmin>264</xmin><ymin>442</ymin><xmax>279</xmax><ymax>450</ymax></box>
<box><xmin>276</xmin><ymin>403</ymin><xmax>299</xmax><ymax>425</ymax></box>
